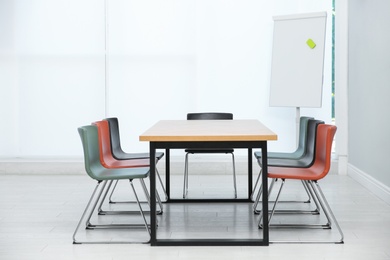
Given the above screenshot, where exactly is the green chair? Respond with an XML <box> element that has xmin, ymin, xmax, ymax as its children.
<box><xmin>73</xmin><ymin>125</ymin><xmax>151</xmax><ymax>244</ymax></box>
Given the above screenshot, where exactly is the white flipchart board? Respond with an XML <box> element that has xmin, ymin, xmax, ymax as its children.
<box><xmin>269</xmin><ymin>12</ymin><xmax>327</xmax><ymax>108</ymax></box>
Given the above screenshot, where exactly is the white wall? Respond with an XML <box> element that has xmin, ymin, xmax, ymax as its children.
<box><xmin>0</xmin><ymin>0</ymin><xmax>332</xmax><ymax>160</ymax></box>
<box><xmin>0</xmin><ymin>0</ymin><xmax>106</xmax><ymax>158</ymax></box>
<box><xmin>348</xmin><ymin>0</ymin><xmax>390</xmax><ymax>199</ymax></box>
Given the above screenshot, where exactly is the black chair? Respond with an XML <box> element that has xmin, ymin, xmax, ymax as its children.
<box><xmin>183</xmin><ymin>112</ymin><xmax>237</xmax><ymax>198</ymax></box>
<box><xmin>104</xmin><ymin>117</ymin><xmax>167</xmax><ymax>201</ymax></box>
<box><xmin>251</xmin><ymin>116</ymin><xmax>313</xmax><ymax>198</ymax></box>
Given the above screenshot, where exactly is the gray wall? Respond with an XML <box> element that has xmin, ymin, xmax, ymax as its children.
<box><xmin>348</xmin><ymin>0</ymin><xmax>390</xmax><ymax>187</ymax></box>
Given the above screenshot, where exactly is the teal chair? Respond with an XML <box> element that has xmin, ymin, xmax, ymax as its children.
<box><xmin>251</xmin><ymin>116</ymin><xmax>313</xmax><ymax>199</ymax></box>
<box><xmin>73</xmin><ymin>125</ymin><xmax>151</xmax><ymax>244</ymax></box>
<box><xmin>255</xmin><ymin>116</ymin><xmax>314</xmax><ymax>160</ymax></box>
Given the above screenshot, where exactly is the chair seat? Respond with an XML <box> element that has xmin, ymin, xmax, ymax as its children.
<box><xmin>254</xmin><ymin>151</ymin><xmax>304</xmax><ymax>160</ymax></box>
<box><xmin>254</xmin><ymin>153</ymin><xmax>313</xmax><ymax>168</ymax></box>
<box><xmin>114</xmin><ymin>151</ymin><xmax>165</xmax><ymax>161</ymax></box>
<box><xmin>101</xmin><ymin>158</ymin><xmax>150</xmax><ymax>169</ymax></box>
<box><xmin>90</xmin><ymin>166</ymin><xmax>150</xmax><ymax>181</ymax></box>
<box><xmin>268</xmin><ymin>166</ymin><xmax>324</xmax><ymax>181</ymax></box>
<box><xmin>185</xmin><ymin>149</ymin><xmax>234</xmax><ymax>154</ymax></box>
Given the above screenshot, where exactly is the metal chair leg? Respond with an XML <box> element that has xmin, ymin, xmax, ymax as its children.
<box><xmin>129</xmin><ymin>179</ymin><xmax>151</xmax><ymax>238</ymax></box>
<box><xmin>85</xmin><ymin>180</ymin><xmax>108</xmax><ymax>228</ymax></box>
<box><xmin>258</xmin><ymin>179</ymin><xmax>285</xmax><ymax>228</ymax></box>
<box><xmin>251</xmin><ymin>168</ymin><xmax>312</xmax><ymax>204</ymax></box>
<box><xmin>183</xmin><ymin>152</ymin><xmax>237</xmax><ymax>199</ymax></box>
<box><xmin>310</xmin><ymin>181</ymin><xmax>344</xmax><ymax>243</ymax></box>
<box><xmin>267</xmin><ymin>180</ymin><xmax>344</xmax><ymax>244</ymax></box>
<box><xmin>253</xmin><ymin>178</ymin><xmax>276</xmax><ymax>214</ymax></box>
<box><xmin>109</xmin><ymin>169</ymin><xmax>167</xmax><ymax>203</ymax></box>
<box><xmin>108</xmin><ymin>180</ymin><xmax>119</xmax><ymax>203</ymax></box>
<box><xmin>250</xmin><ymin>169</ymin><xmax>262</xmax><ymax>200</ymax></box>
<box><xmin>139</xmin><ymin>178</ymin><xmax>163</xmax><ymax>215</ymax></box>
<box><xmin>259</xmin><ymin>180</ymin><xmax>339</xmax><ymax>232</ymax></box>
<box><xmin>73</xmin><ymin>179</ymin><xmax>151</xmax><ymax>244</ymax></box>
<box><xmin>183</xmin><ymin>153</ymin><xmax>189</xmax><ymax>198</ymax></box>
<box><xmin>254</xmin><ymin>178</ymin><xmax>320</xmax><ymax>216</ymax></box>
<box><xmin>231</xmin><ymin>152</ymin><xmax>237</xmax><ymax>198</ymax></box>
<box><xmin>156</xmin><ymin>169</ymin><xmax>168</xmax><ymax>201</ymax></box>
<box><xmin>99</xmin><ymin>177</ymin><xmax>163</xmax><ymax>215</ymax></box>
<box><xmin>73</xmin><ymin>181</ymin><xmax>102</xmax><ymax>244</ymax></box>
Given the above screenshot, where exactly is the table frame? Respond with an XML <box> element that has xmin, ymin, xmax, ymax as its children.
<box><xmin>148</xmin><ymin>140</ymin><xmax>270</xmax><ymax>246</ymax></box>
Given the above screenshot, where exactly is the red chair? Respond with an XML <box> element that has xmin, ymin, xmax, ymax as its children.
<box><xmin>93</xmin><ymin>120</ymin><xmax>163</xmax><ymax>215</ymax></box>
<box><xmin>256</xmin><ymin>124</ymin><xmax>344</xmax><ymax>243</ymax></box>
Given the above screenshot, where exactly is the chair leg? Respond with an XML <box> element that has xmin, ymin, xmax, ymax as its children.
<box><xmin>97</xmin><ymin>180</ymin><xmax>149</xmax><ymax>215</ymax></box>
<box><xmin>183</xmin><ymin>152</ymin><xmax>236</xmax><ymax>199</ymax></box>
<box><xmin>303</xmin><ymin>180</ymin><xmax>322</xmax><ymax>214</ymax></box>
<box><xmin>156</xmin><ymin>169</ymin><xmax>168</xmax><ymax>201</ymax></box>
<box><xmin>183</xmin><ymin>153</ymin><xmax>189</xmax><ymax>198</ymax></box>
<box><xmin>310</xmin><ymin>180</ymin><xmax>344</xmax><ymax>243</ymax></box>
<box><xmin>251</xmin><ymin>167</ymin><xmax>312</xmax><ymax>204</ymax></box>
<box><xmin>139</xmin><ymin>178</ymin><xmax>163</xmax><ymax>215</ymax></box>
<box><xmin>108</xmin><ymin>180</ymin><xmax>119</xmax><ymax>203</ymax></box>
<box><xmin>260</xmin><ymin>180</ymin><xmax>333</xmax><ymax>230</ymax></box>
<box><xmin>251</xmin><ymin>169</ymin><xmax>262</xmax><ymax>200</ymax></box>
<box><xmin>109</xmin><ymin>169</ymin><xmax>167</xmax><ymax>203</ymax></box>
<box><xmin>73</xmin><ymin>179</ymin><xmax>150</xmax><ymax>244</ymax></box>
<box><xmin>258</xmin><ymin>179</ymin><xmax>285</xmax><ymax>228</ymax></box>
<box><xmin>98</xmin><ymin>178</ymin><xmax>163</xmax><ymax>215</ymax></box>
<box><xmin>301</xmin><ymin>180</ymin><xmax>312</xmax><ymax>203</ymax></box>
<box><xmin>129</xmin><ymin>179</ymin><xmax>151</xmax><ymax>238</ymax></box>
<box><xmin>73</xmin><ymin>181</ymin><xmax>103</xmax><ymax>244</ymax></box>
<box><xmin>265</xmin><ymin>179</ymin><xmax>320</xmax><ymax>215</ymax></box>
<box><xmin>231</xmin><ymin>153</ymin><xmax>237</xmax><ymax>198</ymax></box>
<box><xmin>268</xmin><ymin>180</ymin><xmax>344</xmax><ymax>244</ymax></box>
<box><xmin>85</xmin><ymin>180</ymin><xmax>108</xmax><ymax>228</ymax></box>
<box><xmin>97</xmin><ymin>180</ymin><xmax>114</xmax><ymax>213</ymax></box>
<box><xmin>253</xmin><ymin>178</ymin><xmax>276</xmax><ymax>214</ymax></box>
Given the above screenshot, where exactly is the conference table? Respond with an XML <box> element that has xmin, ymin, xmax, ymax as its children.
<box><xmin>139</xmin><ymin>119</ymin><xmax>277</xmax><ymax>246</ymax></box>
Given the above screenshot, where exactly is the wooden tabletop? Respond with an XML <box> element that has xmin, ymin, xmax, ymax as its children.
<box><xmin>139</xmin><ymin>120</ymin><xmax>277</xmax><ymax>142</ymax></box>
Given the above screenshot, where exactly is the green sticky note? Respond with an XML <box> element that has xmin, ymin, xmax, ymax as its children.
<box><xmin>306</xmin><ymin>38</ymin><xmax>316</xmax><ymax>49</ymax></box>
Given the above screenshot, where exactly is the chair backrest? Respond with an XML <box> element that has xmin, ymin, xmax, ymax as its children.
<box><xmin>299</xmin><ymin>119</ymin><xmax>324</xmax><ymax>166</ymax></box>
<box><xmin>104</xmin><ymin>117</ymin><xmax>125</xmax><ymax>158</ymax></box>
<box><xmin>312</xmin><ymin>124</ymin><xmax>337</xmax><ymax>180</ymax></box>
<box><xmin>93</xmin><ymin>120</ymin><xmax>117</xmax><ymax>168</ymax></box>
<box><xmin>295</xmin><ymin>116</ymin><xmax>314</xmax><ymax>158</ymax></box>
<box><xmin>187</xmin><ymin>112</ymin><xmax>233</xmax><ymax>120</ymax></box>
<box><xmin>78</xmin><ymin>125</ymin><xmax>105</xmax><ymax>180</ymax></box>
<box><xmin>94</xmin><ymin>120</ymin><xmax>150</xmax><ymax>168</ymax></box>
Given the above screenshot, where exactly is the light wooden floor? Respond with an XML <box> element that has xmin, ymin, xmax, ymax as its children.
<box><xmin>1</xmin><ymin>171</ymin><xmax>390</xmax><ymax>260</ymax></box>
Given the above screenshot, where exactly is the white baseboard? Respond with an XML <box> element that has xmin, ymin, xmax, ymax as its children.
<box><xmin>0</xmin><ymin>157</ymin><xmax>85</xmax><ymax>175</ymax></box>
<box><xmin>348</xmin><ymin>163</ymin><xmax>390</xmax><ymax>205</ymax></box>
